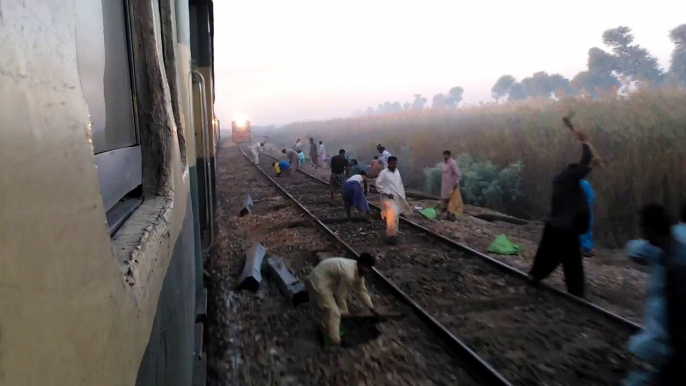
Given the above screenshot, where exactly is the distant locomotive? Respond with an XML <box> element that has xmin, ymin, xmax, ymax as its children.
<box><xmin>232</xmin><ymin>120</ymin><xmax>252</xmax><ymax>143</ymax></box>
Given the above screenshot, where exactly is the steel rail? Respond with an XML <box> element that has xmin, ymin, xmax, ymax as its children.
<box><xmin>259</xmin><ymin>149</ymin><xmax>643</xmax><ymax>333</ymax></box>
<box><xmin>238</xmin><ymin>146</ymin><xmax>511</xmax><ymax>386</ymax></box>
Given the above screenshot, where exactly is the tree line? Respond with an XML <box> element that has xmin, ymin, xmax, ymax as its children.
<box><xmin>492</xmin><ymin>25</ymin><xmax>686</xmax><ymax>101</ymax></box>
<box><xmin>355</xmin><ymin>24</ymin><xmax>686</xmax><ymax>116</ymax></box>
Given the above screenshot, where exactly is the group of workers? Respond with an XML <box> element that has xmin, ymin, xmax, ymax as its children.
<box><xmin>250</xmin><ymin>133</ymin><xmax>686</xmax><ymax>381</ymax></box>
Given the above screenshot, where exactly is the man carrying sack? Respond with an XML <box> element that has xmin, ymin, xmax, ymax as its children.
<box><xmin>440</xmin><ymin>150</ymin><xmax>463</xmax><ymax>220</ymax></box>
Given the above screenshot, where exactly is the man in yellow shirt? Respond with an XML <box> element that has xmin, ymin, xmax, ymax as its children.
<box><xmin>307</xmin><ymin>253</ymin><xmax>377</xmax><ymax>346</ymax></box>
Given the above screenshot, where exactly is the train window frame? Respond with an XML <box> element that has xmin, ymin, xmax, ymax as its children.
<box><xmin>76</xmin><ymin>0</ymin><xmax>142</xmax><ymax>229</ymax></box>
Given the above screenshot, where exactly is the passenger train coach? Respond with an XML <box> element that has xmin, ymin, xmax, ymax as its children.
<box><xmin>1</xmin><ymin>0</ymin><xmax>219</xmax><ymax>385</ymax></box>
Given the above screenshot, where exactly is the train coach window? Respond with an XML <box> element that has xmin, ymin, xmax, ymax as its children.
<box><xmin>76</xmin><ymin>0</ymin><xmax>142</xmax><ymax>215</ymax></box>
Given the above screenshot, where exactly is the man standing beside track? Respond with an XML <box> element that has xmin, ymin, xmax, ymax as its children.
<box><xmin>529</xmin><ymin>129</ymin><xmax>599</xmax><ymax>297</ymax></box>
<box><xmin>306</xmin><ymin>254</ymin><xmax>377</xmax><ymax>347</ymax></box>
<box><xmin>440</xmin><ymin>150</ymin><xmax>463</xmax><ymax>220</ymax></box>
<box><xmin>282</xmin><ymin>148</ymin><xmax>299</xmax><ymax>171</ymax></box>
<box><xmin>309</xmin><ymin>138</ymin><xmax>319</xmax><ymax>168</ymax></box>
<box><xmin>318</xmin><ymin>140</ymin><xmax>327</xmax><ymax>165</ymax></box>
<box><xmin>375</xmin><ymin>156</ymin><xmax>411</xmax><ymax>245</ymax></box>
<box><xmin>295</xmin><ymin>138</ymin><xmax>303</xmax><ymax>152</ymax></box>
<box><xmin>329</xmin><ymin>149</ymin><xmax>349</xmax><ymax>200</ymax></box>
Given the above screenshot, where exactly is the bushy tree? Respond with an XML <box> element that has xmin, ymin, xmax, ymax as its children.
<box><xmin>432</xmin><ymin>94</ymin><xmax>448</xmax><ymax>109</ymax></box>
<box><xmin>412</xmin><ymin>94</ymin><xmax>427</xmax><ymax>110</ymax></box>
<box><xmin>603</xmin><ymin>26</ymin><xmax>664</xmax><ymax>86</ymax></box>
<box><xmin>423</xmin><ymin>154</ymin><xmax>524</xmax><ymax>209</ymax></box>
<box><xmin>492</xmin><ymin>75</ymin><xmax>516</xmax><ymax>102</ymax></box>
<box><xmin>448</xmin><ymin>86</ymin><xmax>464</xmax><ymax>106</ymax></box>
<box><xmin>508</xmin><ymin>82</ymin><xmax>527</xmax><ymax>101</ymax></box>
<box><xmin>669</xmin><ymin>24</ymin><xmax>686</xmax><ymax>84</ymax></box>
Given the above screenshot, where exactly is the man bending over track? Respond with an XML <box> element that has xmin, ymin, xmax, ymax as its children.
<box><xmin>282</xmin><ymin>148</ymin><xmax>299</xmax><ymax>171</ymax></box>
<box><xmin>306</xmin><ymin>254</ymin><xmax>377</xmax><ymax>347</ymax></box>
<box><xmin>249</xmin><ymin>142</ymin><xmax>264</xmax><ymax>164</ymax></box>
<box><xmin>342</xmin><ymin>171</ymin><xmax>370</xmax><ymax>221</ymax></box>
<box><xmin>273</xmin><ymin>161</ymin><xmax>292</xmax><ymax>177</ymax></box>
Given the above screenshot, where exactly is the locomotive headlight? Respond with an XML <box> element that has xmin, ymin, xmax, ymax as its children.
<box><xmin>234</xmin><ymin>115</ymin><xmax>247</xmax><ymax>128</ymax></box>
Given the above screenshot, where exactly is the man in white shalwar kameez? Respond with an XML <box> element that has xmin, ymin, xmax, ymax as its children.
<box><xmin>250</xmin><ymin>142</ymin><xmax>264</xmax><ymax>164</ymax></box>
<box><xmin>375</xmin><ymin>156</ymin><xmax>411</xmax><ymax>244</ymax></box>
<box><xmin>318</xmin><ymin>141</ymin><xmax>327</xmax><ymax>165</ymax></box>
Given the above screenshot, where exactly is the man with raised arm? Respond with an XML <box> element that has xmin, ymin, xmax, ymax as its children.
<box><xmin>529</xmin><ymin>129</ymin><xmax>598</xmax><ymax>297</ymax></box>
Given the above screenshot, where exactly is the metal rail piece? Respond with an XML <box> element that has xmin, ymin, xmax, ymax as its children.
<box><xmin>238</xmin><ymin>146</ymin><xmax>511</xmax><ymax>386</ymax></box>
<box><xmin>259</xmin><ymin>150</ymin><xmax>643</xmax><ymax>333</ymax></box>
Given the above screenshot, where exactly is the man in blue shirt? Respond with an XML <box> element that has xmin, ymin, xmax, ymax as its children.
<box><xmin>273</xmin><ymin>161</ymin><xmax>291</xmax><ymax>177</ymax></box>
<box><xmin>579</xmin><ymin>179</ymin><xmax>596</xmax><ymax>257</ymax></box>
<box><xmin>624</xmin><ymin>203</ymin><xmax>686</xmax><ymax>385</ymax></box>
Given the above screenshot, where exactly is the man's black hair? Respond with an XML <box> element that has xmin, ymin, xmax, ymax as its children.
<box><xmin>387</xmin><ymin>156</ymin><xmax>398</xmax><ymax>163</ymax></box>
<box><xmin>359</xmin><ymin>171</ymin><xmax>367</xmax><ymax>176</ymax></box>
<box><xmin>281</xmin><ymin>148</ymin><xmax>287</xmax><ymax>153</ymax></box>
<box><xmin>443</xmin><ymin>150</ymin><xmax>451</xmax><ymax>156</ymax></box>
<box><xmin>309</xmin><ymin>137</ymin><xmax>314</xmax><ymax>141</ymax></box>
<box><xmin>378</xmin><ymin>146</ymin><xmax>385</xmax><ymax>152</ymax></box>
<box><xmin>357</xmin><ymin>253</ymin><xmax>376</xmax><ymax>267</ymax></box>
<box><xmin>319</xmin><ymin>140</ymin><xmax>322</xmax><ymax>144</ymax></box>
<box><xmin>373</xmin><ymin>155</ymin><xmax>378</xmax><ymax>159</ymax></box>
<box><xmin>339</xmin><ymin>149</ymin><xmax>345</xmax><ymax>154</ymax></box>
<box><xmin>260</xmin><ymin>143</ymin><xmax>265</xmax><ymax>146</ymax></box>
<box><xmin>377</xmin><ymin>144</ymin><xmax>382</xmax><ymax>149</ymax></box>
<box><xmin>639</xmin><ymin>204</ymin><xmax>674</xmax><ymax>238</ymax></box>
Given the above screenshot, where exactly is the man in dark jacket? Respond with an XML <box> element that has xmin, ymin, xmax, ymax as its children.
<box><xmin>529</xmin><ymin>131</ymin><xmax>597</xmax><ymax>297</ymax></box>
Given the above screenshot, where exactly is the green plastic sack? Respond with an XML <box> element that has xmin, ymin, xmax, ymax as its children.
<box><xmin>418</xmin><ymin>207</ymin><xmax>439</xmax><ymax>220</ymax></box>
<box><xmin>488</xmin><ymin>234</ymin><xmax>523</xmax><ymax>255</ymax></box>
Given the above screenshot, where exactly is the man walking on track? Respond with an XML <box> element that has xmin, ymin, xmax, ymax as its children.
<box><xmin>375</xmin><ymin>156</ymin><xmax>411</xmax><ymax>245</ymax></box>
<box><xmin>309</xmin><ymin>138</ymin><xmax>319</xmax><ymax>168</ymax></box>
<box><xmin>249</xmin><ymin>142</ymin><xmax>264</xmax><ymax>164</ymax></box>
<box><xmin>441</xmin><ymin>150</ymin><xmax>463</xmax><ymax>220</ymax></box>
<box><xmin>295</xmin><ymin>138</ymin><xmax>302</xmax><ymax>152</ymax></box>
<box><xmin>529</xmin><ymin>129</ymin><xmax>599</xmax><ymax>297</ymax></box>
<box><xmin>306</xmin><ymin>254</ymin><xmax>377</xmax><ymax>347</ymax></box>
<box><xmin>343</xmin><ymin>171</ymin><xmax>371</xmax><ymax>221</ymax></box>
<box><xmin>318</xmin><ymin>140</ymin><xmax>327</xmax><ymax>165</ymax></box>
<box><xmin>329</xmin><ymin>149</ymin><xmax>349</xmax><ymax>200</ymax></box>
<box><xmin>282</xmin><ymin>148</ymin><xmax>299</xmax><ymax>171</ymax></box>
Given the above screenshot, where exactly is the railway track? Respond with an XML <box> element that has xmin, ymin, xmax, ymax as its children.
<box><xmin>242</xmin><ymin>145</ymin><xmax>640</xmax><ymax>386</ymax></box>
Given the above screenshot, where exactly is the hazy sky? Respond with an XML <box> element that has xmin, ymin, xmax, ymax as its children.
<box><xmin>213</xmin><ymin>1</ymin><xmax>685</xmax><ymax>125</ymax></box>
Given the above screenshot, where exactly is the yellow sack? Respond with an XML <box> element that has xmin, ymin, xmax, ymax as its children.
<box><xmin>447</xmin><ymin>187</ymin><xmax>464</xmax><ymax>216</ymax></box>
